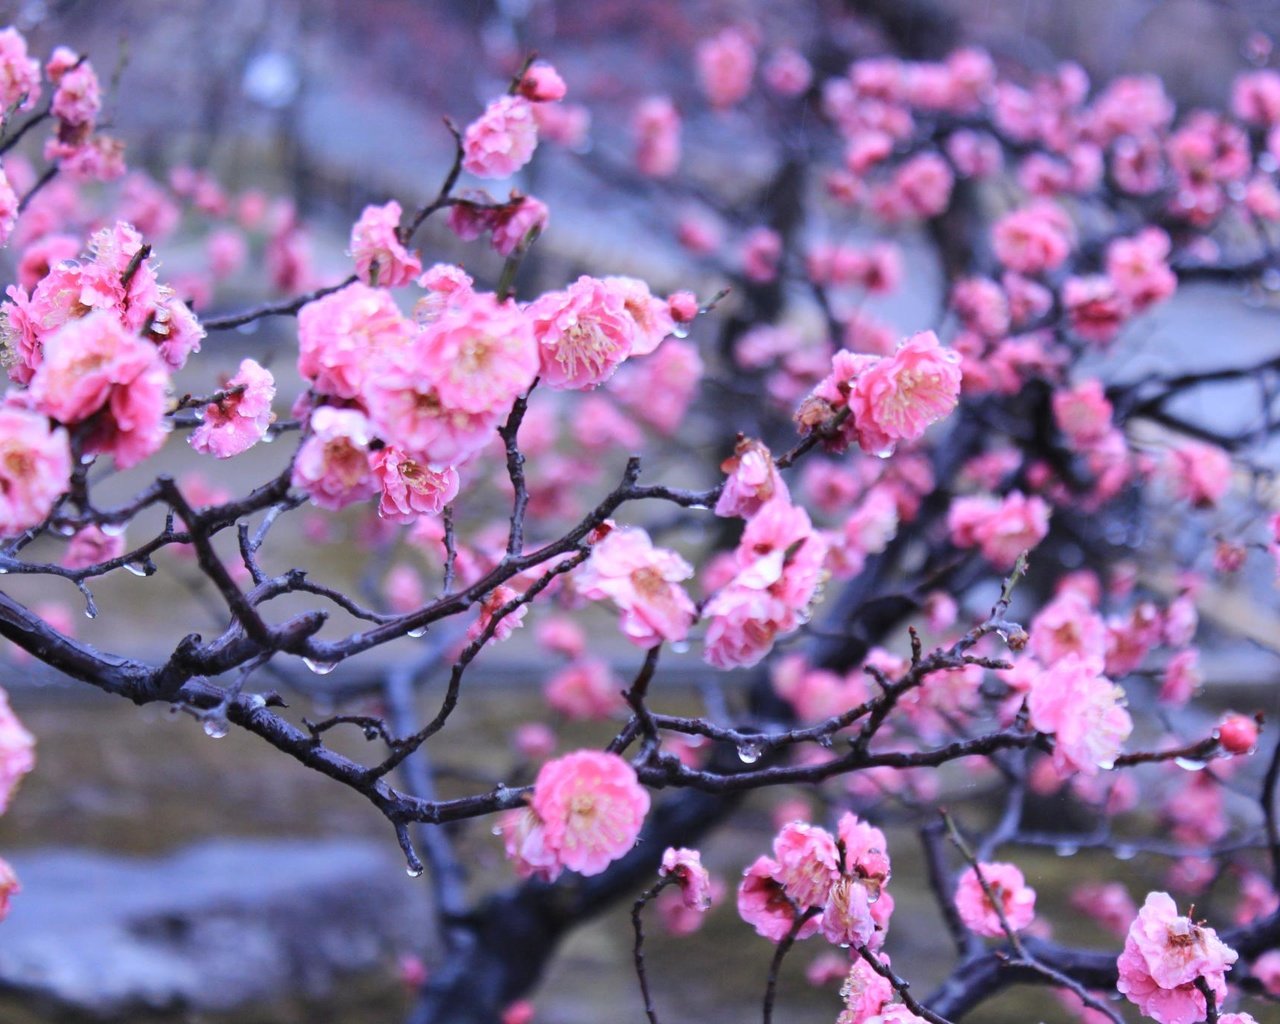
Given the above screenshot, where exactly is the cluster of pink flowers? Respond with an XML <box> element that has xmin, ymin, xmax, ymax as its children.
<box><xmin>1116</xmin><ymin>892</ymin><xmax>1237</xmax><ymax>1024</ymax></box>
<box><xmin>953</xmin><ymin>862</ymin><xmax>1037</xmax><ymax>938</ymax></box>
<box><xmin>802</xmin><ymin>330</ymin><xmax>962</xmax><ymax>456</ymax></box>
<box><xmin>500</xmin><ymin>750</ymin><xmax>649</xmax><ymax>880</ymax></box>
<box><xmin>462</xmin><ymin>63</ymin><xmax>568</xmax><ymax>180</ymax></box>
<box><xmin>703</xmin><ymin>496</ymin><xmax>828</xmax><ymax>668</ymax></box>
<box><xmin>947</xmin><ymin>491</ymin><xmax>1050</xmax><ymax>570</ymax></box>
<box><xmin>737</xmin><ymin>813</ymin><xmax>894</xmax><ymax>949</ymax></box>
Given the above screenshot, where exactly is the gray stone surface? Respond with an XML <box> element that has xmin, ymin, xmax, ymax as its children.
<box><xmin>0</xmin><ymin>839</ymin><xmax>430</xmax><ymax>1016</ymax></box>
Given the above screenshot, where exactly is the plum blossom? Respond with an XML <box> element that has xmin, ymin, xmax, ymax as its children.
<box><xmin>0</xmin><ymin>405</ymin><xmax>71</xmax><ymax>537</ymax></box>
<box><xmin>947</xmin><ymin>491</ymin><xmax>1050</xmax><ymax>570</ymax></box>
<box><xmin>737</xmin><ymin>855</ymin><xmax>823</xmax><ymax>943</ymax></box>
<box><xmin>521</xmin><ymin>750</ymin><xmax>650</xmax><ymax>877</ymax></box>
<box><xmin>954</xmin><ymin>862</ymin><xmax>1037</xmax><ymax>938</ymax></box>
<box><xmin>463</xmin><ymin>95</ymin><xmax>538</xmax><ymax>179</ymax></box>
<box><xmin>297</xmin><ymin>282</ymin><xmax>412</xmax><ymax>400</ymax></box>
<box><xmin>0</xmin><ymin>684</ymin><xmax>34</xmax><ymax>816</ymax></box>
<box><xmin>350</xmin><ymin>200</ymin><xmax>421</xmax><ymax>287</ymax></box>
<box><xmin>1117</xmin><ymin>892</ymin><xmax>1237</xmax><ymax>1024</ymax></box>
<box><xmin>528</xmin><ymin>276</ymin><xmax>637</xmax><ymax>389</ymax></box>
<box><xmin>696</xmin><ymin>28</ymin><xmax>756</xmax><ymax>109</ymax></box>
<box><xmin>291</xmin><ymin>406</ymin><xmax>376</xmax><ymax>510</ymax></box>
<box><xmin>189</xmin><ymin>358</ymin><xmax>276</xmax><ymax>458</ymax></box>
<box><xmin>659</xmin><ymin>847</ymin><xmax>713</xmax><ymax>910</ymax></box>
<box><xmin>544</xmin><ymin>657</ymin><xmax>624</xmax><ymax>721</ymax></box>
<box><xmin>0</xmin><ymin>29</ymin><xmax>41</xmax><ymax>112</ymax></box>
<box><xmin>715</xmin><ymin>437</ymin><xmax>788</xmax><ymax>518</ymax></box>
<box><xmin>371</xmin><ymin>447</ymin><xmax>459</xmax><ymax>524</ymax></box>
<box><xmin>574</xmin><ymin>527</ymin><xmax>697</xmax><ymax>647</ymax></box>
<box><xmin>633</xmin><ymin>96</ymin><xmax>681</xmax><ymax>177</ymax></box>
<box><xmin>1027</xmin><ymin>654</ymin><xmax>1132</xmax><ymax>777</ymax></box>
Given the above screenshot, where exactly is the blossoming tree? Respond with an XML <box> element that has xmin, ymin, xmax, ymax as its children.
<box><xmin>1</xmin><ymin>6</ymin><xmax>1280</xmax><ymax>1023</ymax></box>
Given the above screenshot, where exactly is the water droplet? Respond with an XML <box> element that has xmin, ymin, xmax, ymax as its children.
<box><xmin>261</xmin><ymin>431</ymin><xmax>276</xmax><ymax>443</ymax></box>
<box><xmin>1175</xmin><ymin>756</ymin><xmax>1208</xmax><ymax>772</ymax></box>
<box><xmin>80</xmin><ymin>453</ymin><xmax>95</xmax><ymax>465</ymax></box>
<box><xmin>407</xmin><ymin>626</ymin><xmax>426</xmax><ymax>638</ymax></box>
<box><xmin>202</xmin><ymin>717</ymin><xmax>229</xmax><ymax>739</ymax></box>
<box><xmin>1054</xmin><ymin>842</ymin><xmax>1079</xmax><ymax>858</ymax></box>
<box><xmin>672</xmin><ymin>324</ymin><xmax>690</xmax><ymax>339</ymax></box>
<box><xmin>247</xmin><ymin>694</ymin><xmax>267</xmax><ymax>710</ymax></box>
<box><xmin>303</xmin><ymin>658</ymin><xmax>336</xmax><ymax>675</ymax></box>
<box><xmin>737</xmin><ymin>741</ymin><xmax>762</xmax><ymax>764</ymax></box>
<box><xmin>123</xmin><ymin>561</ymin><xmax>150</xmax><ymax>577</ymax></box>
<box><xmin>873</xmin><ymin>445</ymin><xmax>896</xmax><ymax>460</ymax></box>
<box><xmin>671</xmin><ymin>640</ymin><xmax>689</xmax><ymax>654</ymax></box>
<box><xmin>83</xmin><ymin>605</ymin><xmax>97</xmax><ymax>619</ymax></box>
<box><xmin>405</xmin><ymin>865</ymin><xmax>423</xmax><ymax>878</ymax></box>
<box><xmin>491</xmin><ymin>825</ymin><xmax>504</xmax><ymax>836</ymax></box>
<box><xmin>100</xmin><ymin>521</ymin><xmax>127</xmax><ymax>537</ymax></box>
<box><xmin>1115</xmin><ymin>844</ymin><xmax>1137</xmax><ymax>861</ymax></box>
<box><xmin>53</xmin><ymin>522</ymin><xmax>75</xmax><ymax>537</ymax></box>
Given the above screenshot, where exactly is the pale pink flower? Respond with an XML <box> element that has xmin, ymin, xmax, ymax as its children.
<box><xmin>657</xmin><ymin>874</ymin><xmax>725</xmax><ymax>936</ymax></box>
<box><xmin>1117</xmin><ymin>892</ymin><xmax>1237</xmax><ymax>1024</ymax></box>
<box><xmin>518</xmin><ymin>62</ymin><xmax>566</xmax><ymax>103</ymax></box>
<box><xmin>1165</xmin><ymin>442</ymin><xmax>1232</xmax><ymax>508</ymax></box>
<box><xmin>742</xmin><ymin>227</ymin><xmax>782</xmax><ymax>283</ymax></box>
<box><xmin>417</xmin><ymin>291</ymin><xmax>538</xmax><ymax>414</ymax></box>
<box><xmin>738</xmin><ymin>855</ymin><xmax>822</xmax><ymax>943</ymax></box>
<box><xmin>947</xmin><ymin>492</ymin><xmax>1050</xmax><ymax>570</ymax></box>
<box><xmin>498</xmin><ymin>806</ymin><xmax>560</xmax><ymax>882</ymax></box>
<box><xmin>0</xmin><ymin>857</ymin><xmax>17</xmax><ymax>921</ymax></box>
<box><xmin>415</xmin><ymin>263</ymin><xmax>474</xmax><ymax>323</ymax></box>
<box><xmin>535</xmin><ymin>617</ymin><xmax>586</xmax><ymax>659</ymax></box>
<box><xmin>891</xmin><ymin>152</ymin><xmax>954</xmax><ymax>219</ymax></box>
<box><xmin>763</xmin><ymin>48</ymin><xmax>811</xmax><ymax>97</ymax></box>
<box><xmin>1052</xmin><ymin>379</ymin><xmax>1113</xmax><ymax>448</ymax></box>
<box><xmin>1090</xmin><ymin>75</ymin><xmax>1174</xmax><ymax>145</ymax></box>
<box><xmin>467</xmin><ymin>584</ymin><xmax>527</xmax><ymax>646</ymax></box>
<box><xmin>544</xmin><ymin>657</ymin><xmax>623</xmax><ymax>721</ymax></box>
<box><xmin>946</xmin><ymin>129</ymin><xmax>1003</xmax><ymax>178</ymax></box>
<box><xmin>1071</xmin><ymin>881</ymin><xmax>1137</xmax><ymax>938</ymax></box>
<box><xmin>1107</xmin><ymin>228</ymin><xmax>1176</xmax><ymax>312</ymax></box>
<box><xmin>836</xmin><ymin>955</ymin><xmax>895</xmax><ymax>1024</ymax></box>
<box><xmin>574</xmin><ymin>527</ymin><xmax>697</xmax><ymax>648</ymax></box>
<box><xmin>822</xmin><ymin>875</ymin><xmax>876</xmax><ymax>947</ymax></box>
<box><xmin>1029</xmin><ymin>590</ymin><xmax>1107</xmax><ymax>665</ymax></box>
<box><xmin>0</xmin><ymin>405</ymin><xmax>71</xmax><ymax>536</ymax></box>
<box><xmin>501</xmin><ymin>1000</ymin><xmax>536</xmax><ymax>1024</ymax></box>
<box><xmin>992</xmin><ymin>202</ymin><xmax>1073</xmax><ymax>275</ymax></box>
<box><xmin>954</xmin><ymin>862</ymin><xmax>1036</xmax><ymax>938</ymax></box>
<box><xmin>512</xmin><ymin>722</ymin><xmax>556</xmax><ymax>762</ymax></box>
<box><xmin>1064</xmin><ymin>275</ymin><xmax>1129</xmax><ymax>346</ymax></box>
<box><xmin>633</xmin><ymin>96</ymin><xmax>681</xmax><ymax>178</ymax></box>
<box><xmin>659</xmin><ymin>847</ymin><xmax>713</xmax><ymax>910</ymax></box>
<box><xmin>530</xmin><ymin>750</ymin><xmax>650</xmax><ymax>876</ymax></box>
<box><xmin>696</xmin><ymin>27</ymin><xmax>756</xmax><ymax>109</ymax></box>
<box><xmin>350</xmin><ymin>200</ymin><xmax>421</xmax><ymax>288</ymax></box>
<box><xmin>602</xmin><ymin>276</ymin><xmax>673</xmax><ymax>356</ymax></box>
<box><xmin>531</xmin><ymin>103</ymin><xmax>589</xmax><ymax>149</ymax></box>
<box><xmin>463</xmin><ymin>95</ymin><xmax>537</xmax><ymax>179</ymax></box>
<box><xmin>1027</xmin><ymin>654</ymin><xmax>1132</xmax><ymax>777</ymax></box>
<box><xmin>0</xmin><ymin>28</ymin><xmax>41</xmax><ymax>112</ymax></box>
<box><xmin>773</xmin><ymin>822</ymin><xmax>841</xmax><ymax>909</ymax></box>
<box><xmin>291</xmin><ymin>406</ymin><xmax>376</xmax><ymax>510</ymax></box>
<box><xmin>847</xmin><ymin>330</ymin><xmax>962</xmax><ymax>454</ymax></box>
<box><xmin>0</xmin><ymin>685</ymin><xmax>35</xmax><ymax>813</ymax></box>
<box><xmin>371</xmin><ymin>447</ymin><xmax>459</xmax><ymax>523</ymax></box>
<box><xmin>951</xmin><ymin>278</ymin><xmax>1010</xmax><ymax>340</ymax></box>
<box><xmin>1159</xmin><ymin>649</ymin><xmax>1201</xmax><ymax>707</ymax></box>
<box><xmin>297</xmin><ymin>283</ymin><xmax>413</xmax><ymax>400</ymax></box>
<box><xmin>715</xmin><ymin>437</ymin><xmax>788</xmax><ymax>518</ymax></box>
<box><xmin>0</xmin><ymin>164</ymin><xmax>16</xmax><ymax>248</ymax></box>
<box><xmin>51</xmin><ymin>61</ymin><xmax>100</xmax><ymax>128</ymax></box>
<box><xmin>63</xmin><ymin>524</ymin><xmax>124</xmax><ymax>570</ymax></box>
<box><xmin>528</xmin><ymin>276</ymin><xmax>636</xmax><ymax>389</ymax></box>
<box><xmin>190</xmin><ymin>358</ymin><xmax>276</xmax><ymax>458</ymax></box>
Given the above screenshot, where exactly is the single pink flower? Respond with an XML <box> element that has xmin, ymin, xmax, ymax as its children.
<box><xmin>738</xmin><ymin>855</ymin><xmax>822</xmax><ymax>943</ymax></box>
<box><xmin>291</xmin><ymin>406</ymin><xmax>376</xmax><ymax>510</ymax></box>
<box><xmin>371</xmin><ymin>447</ymin><xmax>459</xmax><ymax>523</ymax></box>
<box><xmin>544</xmin><ymin>657</ymin><xmax>624</xmax><ymax>721</ymax></box>
<box><xmin>1027</xmin><ymin>654</ymin><xmax>1132</xmax><ymax>777</ymax></box>
<box><xmin>467</xmin><ymin>584</ymin><xmax>528</xmax><ymax>646</ymax></box>
<box><xmin>350</xmin><ymin>200</ymin><xmax>421</xmax><ymax>288</ymax></box>
<box><xmin>0</xmin><ymin>685</ymin><xmax>35</xmax><ymax>813</ymax></box>
<box><xmin>847</xmin><ymin>330</ymin><xmax>962</xmax><ymax>454</ymax></box>
<box><xmin>297</xmin><ymin>282</ymin><xmax>413</xmax><ymax>400</ymax></box>
<box><xmin>659</xmin><ymin>847</ymin><xmax>713</xmax><ymax>911</ymax></box>
<box><xmin>954</xmin><ymin>862</ymin><xmax>1036</xmax><ymax>938</ymax></box>
<box><xmin>63</xmin><ymin>524</ymin><xmax>124</xmax><ymax>570</ymax></box>
<box><xmin>0</xmin><ymin>28</ymin><xmax>41</xmax><ymax>112</ymax></box>
<box><xmin>633</xmin><ymin>96</ymin><xmax>681</xmax><ymax>178</ymax></box>
<box><xmin>772</xmin><ymin>822</ymin><xmax>841</xmax><ymax>909</ymax></box>
<box><xmin>463</xmin><ymin>95</ymin><xmax>538</xmax><ymax>179</ymax></box>
<box><xmin>190</xmin><ymin>358</ymin><xmax>276</xmax><ymax>458</ymax></box>
<box><xmin>574</xmin><ymin>527</ymin><xmax>697</xmax><ymax>648</ymax></box>
<box><xmin>518</xmin><ymin>62</ymin><xmax>566</xmax><ymax>103</ymax></box>
<box><xmin>490</xmin><ymin>196</ymin><xmax>548</xmax><ymax>257</ymax></box>
<box><xmin>715</xmin><ymin>437</ymin><xmax>788</xmax><ymax>518</ymax></box>
<box><xmin>696</xmin><ymin>28</ymin><xmax>756</xmax><ymax>110</ymax></box>
<box><xmin>1164</xmin><ymin>442</ymin><xmax>1232</xmax><ymax>508</ymax></box>
<box><xmin>530</xmin><ymin>750</ymin><xmax>650</xmax><ymax>876</ymax></box>
<box><xmin>0</xmin><ymin>405</ymin><xmax>71</xmax><ymax>537</ymax></box>
<box><xmin>528</xmin><ymin>276</ymin><xmax>636</xmax><ymax>389</ymax></box>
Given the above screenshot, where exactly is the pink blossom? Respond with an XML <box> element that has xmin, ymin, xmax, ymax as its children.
<box><xmin>667</xmin><ymin>291</ymin><xmax>698</xmax><ymax>323</ymax></box>
<box><xmin>490</xmin><ymin>196</ymin><xmax>549</xmax><ymax>257</ymax></box>
<box><xmin>1029</xmin><ymin>590</ymin><xmax>1107</xmax><ymax>665</ymax></box>
<box><xmin>297</xmin><ymin>282</ymin><xmax>412</xmax><ymax>400</ymax></box>
<box><xmin>1053</xmin><ymin>379</ymin><xmax>1113</xmax><ymax>448</ymax></box>
<box><xmin>350</xmin><ymin>200</ymin><xmax>421</xmax><ymax>288</ymax></box>
<box><xmin>0</xmin><ymin>29</ymin><xmax>40</xmax><ymax>112</ymax></box>
<box><xmin>528</xmin><ymin>276</ymin><xmax>636</xmax><ymax>389</ymax></box>
<box><xmin>946</xmin><ymin>130</ymin><xmax>1003</xmax><ymax>178</ymax></box>
<box><xmin>574</xmin><ymin>527</ymin><xmax>697</xmax><ymax>647</ymax></box>
<box><xmin>371</xmin><ymin>448</ymin><xmax>459</xmax><ymax>523</ymax></box>
<box><xmin>467</xmin><ymin>584</ymin><xmax>527</xmax><ymax>646</ymax></box>
<box><xmin>63</xmin><ymin>525</ymin><xmax>124</xmax><ymax>570</ymax></box>
<box><xmin>891</xmin><ymin>153</ymin><xmax>954</xmax><ymax>219</ymax></box>
<box><xmin>462</xmin><ymin>95</ymin><xmax>538</xmax><ymax>179</ymax></box>
<box><xmin>52</xmin><ymin>61</ymin><xmax>100</xmax><ymax>128</ymax></box>
<box><xmin>659</xmin><ymin>847</ymin><xmax>713</xmax><ymax>911</ymax></box>
<box><xmin>530</xmin><ymin>750</ymin><xmax>650</xmax><ymax>877</ymax></box>
<box><xmin>291</xmin><ymin>406</ymin><xmax>376</xmax><ymax>510</ymax></box>
<box><xmin>544</xmin><ymin>657</ymin><xmax>624</xmax><ymax>721</ymax></box>
<box><xmin>763</xmin><ymin>48</ymin><xmax>812</xmax><ymax>97</ymax></box>
<box><xmin>1090</xmin><ymin>75</ymin><xmax>1174</xmax><ymax>145</ymax></box>
<box><xmin>951</xmin><ymin>278</ymin><xmax>1009</xmax><ymax>340</ymax></box>
<box><xmin>512</xmin><ymin>722</ymin><xmax>556</xmax><ymax>762</ymax></box>
<box><xmin>773</xmin><ymin>822</ymin><xmax>841</xmax><ymax>909</ymax></box>
<box><xmin>518</xmin><ymin>63</ymin><xmax>566</xmax><ymax>103</ymax></box>
<box><xmin>742</xmin><ymin>227</ymin><xmax>782</xmax><ymax>283</ymax></box>
<box><xmin>847</xmin><ymin>330</ymin><xmax>962</xmax><ymax>454</ymax></box>
<box><xmin>992</xmin><ymin>202</ymin><xmax>1073</xmax><ymax>275</ymax></box>
<box><xmin>954</xmin><ymin>862</ymin><xmax>1036</xmax><ymax>938</ymax></box>
<box><xmin>0</xmin><ymin>405</ymin><xmax>71</xmax><ymax>537</ymax></box>
<box><xmin>602</xmin><ymin>275</ymin><xmax>673</xmax><ymax>356</ymax></box>
<box><xmin>1159</xmin><ymin>649</ymin><xmax>1201</xmax><ymax>707</ymax></box>
<box><xmin>1164</xmin><ymin>442</ymin><xmax>1232</xmax><ymax>508</ymax></box>
<box><xmin>1117</xmin><ymin>892</ymin><xmax>1237</xmax><ymax>1024</ymax></box>
<box><xmin>501</xmin><ymin>1000</ymin><xmax>535</xmax><ymax>1024</ymax></box>
<box><xmin>947</xmin><ymin>492</ymin><xmax>1050</xmax><ymax>570</ymax></box>
<box><xmin>738</xmin><ymin>855</ymin><xmax>822</xmax><ymax>943</ymax></box>
<box><xmin>1064</xmin><ymin>275</ymin><xmax>1129</xmax><ymax>346</ymax></box>
<box><xmin>1027</xmin><ymin>654</ymin><xmax>1132</xmax><ymax>776</ymax></box>
<box><xmin>1218</xmin><ymin>714</ymin><xmax>1259</xmax><ymax>756</ymax></box>
<box><xmin>836</xmin><ymin>955</ymin><xmax>895</xmax><ymax>1024</ymax></box>
<box><xmin>498</xmin><ymin>806</ymin><xmax>560</xmax><ymax>882</ymax></box>
<box><xmin>715</xmin><ymin>437</ymin><xmax>788</xmax><ymax>518</ymax></box>
<box><xmin>1071</xmin><ymin>881</ymin><xmax>1137</xmax><ymax>938</ymax></box>
<box><xmin>696</xmin><ymin>28</ymin><xmax>756</xmax><ymax>110</ymax></box>
<box><xmin>190</xmin><ymin>358</ymin><xmax>276</xmax><ymax>458</ymax></box>
<box><xmin>417</xmin><ymin>291</ymin><xmax>538</xmax><ymax>414</ymax></box>
<box><xmin>535</xmin><ymin>616</ymin><xmax>585</xmax><ymax>659</ymax></box>
<box><xmin>0</xmin><ymin>857</ymin><xmax>17</xmax><ymax>921</ymax></box>
<box><xmin>0</xmin><ymin>684</ymin><xmax>34</xmax><ymax>813</ymax></box>
<box><xmin>1107</xmin><ymin>228</ymin><xmax>1176</xmax><ymax>312</ymax></box>
<box><xmin>633</xmin><ymin>96</ymin><xmax>681</xmax><ymax>178</ymax></box>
